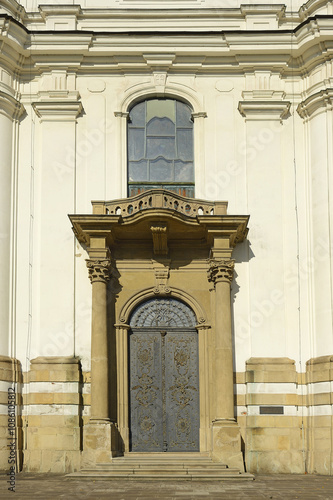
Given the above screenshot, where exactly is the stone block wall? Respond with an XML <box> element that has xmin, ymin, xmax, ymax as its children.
<box><xmin>237</xmin><ymin>357</ymin><xmax>333</xmax><ymax>475</ymax></box>
<box><xmin>306</xmin><ymin>356</ymin><xmax>333</xmax><ymax>475</ymax></box>
<box><xmin>1</xmin><ymin>354</ymin><xmax>333</xmax><ymax>474</ymax></box>
<box><xmin>23</xmin><ymin>357</ymin><xmax>82</xmax><ymax>473</ymax></box>
<box><xmin>0</xmin><ymin>356</ymin><xmax>23</xmax><ymax>471</ymax></box>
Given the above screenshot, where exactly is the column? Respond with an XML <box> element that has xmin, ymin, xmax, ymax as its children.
<box><xmin>208</xmin><ymin>259</ymin><xmax>235</xmax><ymax>421</ymax></box>
<box><xmin>86</xmin><ymin>259</ymin><xmax>111</xmax><ymax>422</ymax></box>
<box><xmin>208</xmin><ymin>258</ymin><xmax>244</xmax><ymax>470</ymax></box>
<box><xmin>82</xmin><ymin>257</ymin><xmax>119</xmax><ymax>465</ymax></box>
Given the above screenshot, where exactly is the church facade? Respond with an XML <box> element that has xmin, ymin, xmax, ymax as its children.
<box><xmin>1</xmin><ymin>0</ymin><xmax>333</xmax><ymax>475</ymax></box>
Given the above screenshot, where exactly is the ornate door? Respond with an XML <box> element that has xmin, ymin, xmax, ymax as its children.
<box><xmin>129</xmin><ymin>298</ymin><xmax>199</xmax><ymax>452</ymax></box>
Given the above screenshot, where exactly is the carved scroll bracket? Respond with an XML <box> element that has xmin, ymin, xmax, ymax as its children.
<box><xmin>151</xmin><ymin>223</ymin><xmax>168</xmax><ymax>256</ymax></box>
<box><xmin>86</xmin><ymin>259</ymin><xmax>112</xmax><ymax>284</ymax></box>
<box><xmin>207</xmin><ymin>259</ymin><xmax>235</xmax><ymax>286</ymax></box>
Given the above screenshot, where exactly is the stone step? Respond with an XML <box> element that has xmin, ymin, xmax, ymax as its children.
<box><xmin>67</xmin><ymin>454</ymin><xmax>254</xmax><ymax>481</ymax></box>
<box><xmin>67</xmin><ymin>471</ymin><xmax>254</xmax><ymax>481</ymax></box>
<box><xmin>81</xmin><ymin>466</ymin><xmax>240</xmax><ymax>473</ymax></box>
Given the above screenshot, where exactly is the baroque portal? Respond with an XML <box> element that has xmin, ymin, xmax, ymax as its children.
<box><xmin>129</xmin><ymin>298</ymin><xmax>199</xmax><ymax>452</ymax></box>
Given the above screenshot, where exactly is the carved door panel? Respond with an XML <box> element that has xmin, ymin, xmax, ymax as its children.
<box><xmin>129</xmin><ymin>328</ymin><xmax>199</xmax><ymax>452</ymax></box>
<box><xmin>129</xmin><ymin>332</ymin><xmax>163</xmax><ymax>452</ymax></box>
<box><xmin>165</xmin><ymin>331</ymin><xmax>199</xmax><ymax>451</ymax></box>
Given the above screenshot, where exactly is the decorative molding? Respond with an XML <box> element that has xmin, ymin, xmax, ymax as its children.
<box><xmin>238</xmin><ymin>99</ymin><xmax>291</xmax><ymax>122</ymax></box>
<box><xmin>143</xmin><ymin>53</ymin><xmax>175</xmax><ymax>69</ymax></box>
<box><xmin>153</xmin><ymin>71</ymin><xmax>167</xmax><ymax>92</ymax></box>
<box><xmin>86</xmin><ymin>259</ymin><xmax>112</xmax><ymax>284</ymax></box>
<box><xmin>191</xmin><ymin>112</ymin><xmax>207</xmax><ymax>119</ymax></box>
<box><xmin>297</xmin><ymin>88</ymin><xmax>333</xmax><ymax>119</ymax></box>
<box><xmin>114</xmin><ymin>111</ymin><xmax>129</xmax><ymax>119</ymax></box>
<box><xmin>32</xmin><ymin>100</ymin><xmax>83</xmax><ymax>122</ymax></box>
<box><xmin>153</xmin><ymin>263</ymin><xmax>170</xmax><ymax>294</ymax></box>
<box><xmin>151</xmin><ymin>224</ymin><xmax>168</xmax><ymax>256</ymax></box>
<box><xmin>207</xmin><ymin>259</ymin><xmax>235</xmax><ymax>285</ymax></box>
<box><xmin>0</xmin><ymin>91</ymin><xmax>25</xmax><ymax>120</ymax></box>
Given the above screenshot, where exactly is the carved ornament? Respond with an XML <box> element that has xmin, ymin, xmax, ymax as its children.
<box><xmin>86</xmin><ymin>259</ymin><xmax>112</xmax><ymax>284</ymax></box>
<box><xmin>207</xmin><ymin>259</ymin><xmax>235</xmax><ymax>285</ymax></box>
<box><xmin>153</xmin><ymin>264</ymin><xmax>170</xmax><ymax>295</ymax></box>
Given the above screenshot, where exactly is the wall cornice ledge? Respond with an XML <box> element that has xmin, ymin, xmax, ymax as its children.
<box><xmin>297</xmin><ymin>88</ymin><xmax>333</xmax><ymax>119</ymax></box>
<box><xmin>32</xmin><ymin>92</ymin><xmax>83</xmax><ymax>122</ymax></box>
<box><xmin>238</xmin><ymin>93</ymin><xmax>290</xmax><ymax>121</ymax></box>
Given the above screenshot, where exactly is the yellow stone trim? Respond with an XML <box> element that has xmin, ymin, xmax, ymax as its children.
<box><xmin>24</xmin><ymin>393</ymin><xmax>81</xmax><ymax>405</ymax></box>
<box><xmin>246</xmin><ymin>394</ymin><xmax>298</xmax><ymax>405</ymax></box>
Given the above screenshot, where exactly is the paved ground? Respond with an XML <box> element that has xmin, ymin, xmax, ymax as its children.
<box><xmin>1</xmin><ymin>474</ymin><xmax>333</xmax><ymax>499</ymax></box>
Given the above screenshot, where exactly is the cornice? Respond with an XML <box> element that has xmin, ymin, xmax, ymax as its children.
<box><xmin>0</xmin><ymin>13</ymin><xmax>333</xmax><ymax>77</ymax></box>
<box><xmin>297</xmin><ymin>88</ymin><xmax>333</xmax><ymax>118</ymax></box>
<box><xmin>0</xmin><ymin>0</ymin><xmax>25</xmax><ymax>23</ymax></box>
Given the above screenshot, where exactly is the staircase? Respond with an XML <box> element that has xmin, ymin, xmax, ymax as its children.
<box><xmin>68</xmin><ymin>453</ymin><xmax>254</xmax><ymax>480</ymax></box>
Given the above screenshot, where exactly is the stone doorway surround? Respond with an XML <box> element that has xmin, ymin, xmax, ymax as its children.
<box><xmin>69</xmin><ymin>189</ymin><xmax>249</xmax><ymax>471</ymax></box>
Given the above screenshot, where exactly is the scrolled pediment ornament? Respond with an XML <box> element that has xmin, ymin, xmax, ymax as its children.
<box><xmin>86</xmin><ymin>259</ymin><xmax>112</xmax><ymax>284</ymax></box>
<box><xmin>207</xmin><ymin>259</ymin><xmax>235</xmax><ymax>285</ymax></box>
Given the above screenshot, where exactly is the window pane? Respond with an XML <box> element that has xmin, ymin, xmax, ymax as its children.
<box><xmin>149</xmin><ymin>158</ymin><xmax>173</xmax><ymax>182</ymax></box>
<box><xmin>175</xmin><ymin>161</ymin><xmax>194</xmax><ymax>182</ymax></box>
<box><xmin>176</xmin><ymin>101</ymin><xmax>192</xmax><ymax>128</ymax></box>
<box><xmin>128</xmin><ymin>160</ymin><xmax>148</xmax><ymax>182</ymax></box>
<box><xmin>177</xmin><ymin>129</ymin><xmax>193</xmax><ymax>161</ymax></box>
<box><xmin>128</xmin><ymin>128</ymin><xmax>145</xmax><ymax>160</ymax></box>
<box><xmin>147</xmin><ymin>117</ymin><xmax>175</xmax><ymax>136</ymax></box>
<box><xmin>146</xmin><ymin>137</ymin><xmax>176</xmax><ymax>159</ymax></box>
<box><xmin>147</xmin><ymin>99</ymin><xmax>175</xmax><ymax>122</ymax></box>
<box><xmin>130</xmin><ymin>101</ymin><xmax>146</xmax><ymax>126</ymax></box>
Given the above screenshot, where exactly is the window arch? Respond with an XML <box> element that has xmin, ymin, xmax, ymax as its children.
<box><xmin>127</xmin><ymin>98</ymin><xmax>194</xmax><ymax>197</ymax></box>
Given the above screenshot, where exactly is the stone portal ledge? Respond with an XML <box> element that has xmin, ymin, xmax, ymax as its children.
<box><xmin>92</xmin><ymin>189</ymin><xmax>228</xmax><ymax>218</ymax></box>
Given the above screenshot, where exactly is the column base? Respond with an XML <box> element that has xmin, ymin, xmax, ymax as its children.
<box><xmin>82</xmin><ymin>421</ymin><xmax>120</xmax><ymax>468</ymax></box>
<box><xmin>211</xmin><ymin>420</ymin><xmax>245</xmax><ymax>472</ymax></box>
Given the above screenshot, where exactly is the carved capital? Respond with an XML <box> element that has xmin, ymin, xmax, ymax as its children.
<box><xmin>86</xmin><ymin>259</ymin><xmax>112</xmax><ymax>284</ymax></box>
<box><xmin>207</xmin><ymin>259</ymin><xmax>235</xmax><ymax>285</ymax></box>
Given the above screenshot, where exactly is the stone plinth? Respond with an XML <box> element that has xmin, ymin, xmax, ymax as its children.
<box><xmin>211</xmin><ymin>420</ymin><xmax>245</xmax><ymax>472</ymax></box>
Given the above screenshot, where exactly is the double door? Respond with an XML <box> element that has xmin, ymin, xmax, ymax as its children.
<box><xmin>129</xmin><ymin>329</ymin><xmax>199</xmax><ymax>452</ymax></box>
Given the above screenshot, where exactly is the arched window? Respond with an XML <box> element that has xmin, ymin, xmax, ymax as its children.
<box><xmin>127</xmin><ymin>98</ymin><xmax>194</xmax><ymax>197</ymax></box>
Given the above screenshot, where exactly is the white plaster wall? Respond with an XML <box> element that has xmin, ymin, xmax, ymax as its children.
<box><xmin>1</xmin><ymin>1</ymin><xmax>331</xmax><ymax>378</ymax></box>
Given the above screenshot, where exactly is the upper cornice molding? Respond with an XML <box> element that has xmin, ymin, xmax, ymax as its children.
<box><xmin>1</xmin><ymin>12</ymin><xmax>333</xmax><ymax>76</ymax></box>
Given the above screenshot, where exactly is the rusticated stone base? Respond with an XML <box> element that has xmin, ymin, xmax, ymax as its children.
<box><xmin>211</xmin><ymin>420</ymin><xmax>245</xmax><ymax>472</ymax></box>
